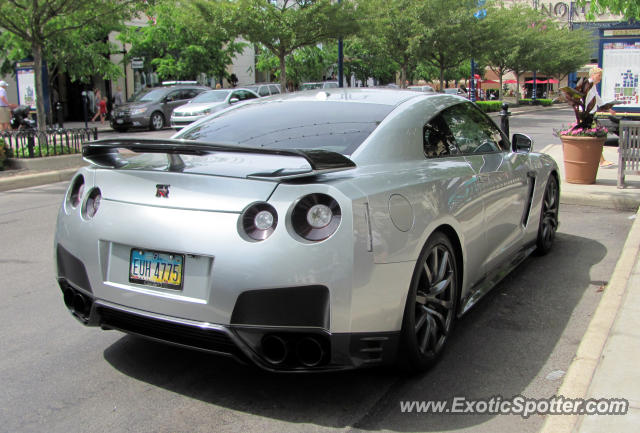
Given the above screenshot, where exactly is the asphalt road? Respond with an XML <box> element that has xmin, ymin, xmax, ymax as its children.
<box><xmin>0</xmin><ymin>108</ymin><xmax>635</xmax><ymax>433</ymax></box>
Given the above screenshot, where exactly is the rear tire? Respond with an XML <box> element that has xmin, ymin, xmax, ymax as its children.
<box><xmin>535</xmin><ymin>175</ymin><xmax>559</xmax><ymax>255</ymax></box>
<box><xmin>398</xmin><ymin>232</ymin><xmax>459</xmax><ymax>374</ymax></box>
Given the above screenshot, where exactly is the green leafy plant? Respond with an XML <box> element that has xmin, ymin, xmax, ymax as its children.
<box><xmin>475</xmin><ymin>101</ymin><xmax>503</xmax><ymax>112</ymax></box>
<box><xmin>559</xmin><ymin>78</ymin><xmax>615</xmax><ymax>137</ymax></box>
<box><xmin>560</xmin><ymin>78</ymin><xmax>598</xmax><ymax>131</ymax></box>
<box><xmin>0</xmin><ymin>142</ymin><xmax>6</xmax><ymax>170</ymax></box>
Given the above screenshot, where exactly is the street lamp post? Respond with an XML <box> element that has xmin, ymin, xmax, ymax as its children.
<box><xmin>338</xmin><ymin>0</ymin><xmax>343</xmax><ymax>87</ymax></box>
<box><xmin>471</xmin><ymin>1</ymin><xmax>487</xmax><ymax>102</ymax></box>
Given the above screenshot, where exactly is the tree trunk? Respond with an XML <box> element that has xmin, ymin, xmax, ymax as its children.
<box><xmin>32</xmin><ymin>42</ymin><xmax>46</xmax><ymax>132</ymax></box>
<box><xmin>439</xmin><ymin>67</ymin><xmax>445</xmax><ymax>93</ymax></box>
<box><xmin>279</xmin><ymin>51</ymin><xmax>287</xmax><ymax>93</ymax></box>
<box><xmin>400</xmin><ymin>64</ymin><xmax>407</xmax><ymax>88</ymax></box>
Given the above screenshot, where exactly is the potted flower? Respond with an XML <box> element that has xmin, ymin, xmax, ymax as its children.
<box><xmin>558</xmin><ymin>78</ymin><xmax>613</xmax><ymax>184</ymax></box>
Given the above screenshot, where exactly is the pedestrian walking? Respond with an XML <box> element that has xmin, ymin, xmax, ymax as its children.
<box><xmin>94</xmin><ymin>96</ymin><xmax>107</xmax><ymax>124</ymax></box>
<box><xmin>586</xmin><ymin>66</ymin><xmax>616</xmax><ymax>167</ymax></box>
<box><xmin>91</xmin><ymin>88</ymin><xmax>102</xmax><ymax>122</ymax></box>
<box><xmin>113</xmin><ymin>86</ymin><xmax>124</xmax><ymax>107</ymax></box>
<box><xmin>0</xmin><ymin>81</ymin><xmax>18</xmax><ymax>131</ymax></box>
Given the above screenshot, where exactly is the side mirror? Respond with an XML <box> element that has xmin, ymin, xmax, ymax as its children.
<box><xmin>512</xmin><ymin>133</ymin><xmax>533</xmax><ymax>153</ymax></box>
<box><xmin>229</xmin><ymin>97</ymin><xmax>240</xmax><ymax>104</ymax></box>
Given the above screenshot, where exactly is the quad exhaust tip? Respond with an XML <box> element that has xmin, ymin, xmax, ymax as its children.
<box><xmin>296</xmin><ymin>337</ymin><xmax>324</xmax><ymax>367</ymax></box>
<box><xmin>261</xmin><ymin>334</ymin><xmax>326</xmax><ymax>368</ymax></box>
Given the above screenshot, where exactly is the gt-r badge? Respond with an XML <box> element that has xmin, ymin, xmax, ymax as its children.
<box><xmin>156</xmin><ymin>184</ymin><xmax>170</xmax><ymax>198</ymax></box>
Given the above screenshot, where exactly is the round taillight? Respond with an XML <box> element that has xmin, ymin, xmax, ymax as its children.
<box><xmin>292</xmin><ymin>194</ymin><xmax>341</xmax><ymax>241</ymax></box>
<box><xmin>83</xmin><ymin>188</ymin><xmax>102</xmax><ymax>219</ymax></box>
<box><xmin>68</xmin><ymin>175</ymin><xmax>85</xmax><ymax>208</ymax></box>
<box><xmin>241</xmin><ymin>203</ymin><xmax>278</xmax><ymax>241</ymax></box>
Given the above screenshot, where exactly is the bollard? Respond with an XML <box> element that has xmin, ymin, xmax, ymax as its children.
<box><xmin>27</xmin><ymin>133</ymin><xmax>35</xmax><ymax>158</ymax></box>
<box><xmin>56</xmin><ymin>101</ymin><xmax>64</xmax><ymax>129</ymax></box>
<box><xmin>500</xmin><ymin>102</ymin><xmax>510</xmax><ymax>137</ymax></box>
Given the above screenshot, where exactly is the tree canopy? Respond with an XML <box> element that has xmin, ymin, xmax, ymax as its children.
<box><xmin>575</xmin><ymin>0</ymin><xmax>640</xmax><ymax>19</ymax></box>
<box><xmin>220</xmin><ymin>0</ymin><xmax>359</xmax><ymax>91</ymax></box>
<box><xmin>0</xmin><ymin>0</ymin><xmax>144</xmax><ymax>130</ymax></box>
<box><xmin>121</xmin><ymin>0</ymin><xmax>243</xmax><ymax>83</ymax></box>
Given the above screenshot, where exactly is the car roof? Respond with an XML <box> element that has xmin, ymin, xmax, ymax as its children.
<box><xmin>279</xmin><ymin>87</ymin><xmax>431</xmax><ymax>106</ymax></box>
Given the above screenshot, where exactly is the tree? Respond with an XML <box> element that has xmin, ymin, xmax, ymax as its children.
<box><xmin>210</xmin><ymin>0</ymin><xmax>359</xmax><ymax>92</ymax></box>
<box><xmin>575</xmin><ymin>0</ymin><xmax>640</xmax><ymax>20</ymax></box>
<box><xmin>0</xmin><ymin>0</ymin><xmax>144</xmax><ymax>130</ymax></box>
<box><xmin>536</xmin><ymin>25</ymin><xmax>593</xmax><ymax>95</ymax></box>
<box><xmin>255</xmin><ymin>43</ymin><xmax>334</xmax><ymax>88</ymax></box>
<box><xmin>125</xmin><ymin>0</ymin><xmax>245</xmax><ymax>83</ymax></box>
<box><xmin>413</xmin><ymin>0</ymin><xmax>487</xmax><ymax>93</ymax></box>
<box><xmin>359</xmin><ymin>0</ymin><xmax>421</xmax><ymax>88</ymax></box>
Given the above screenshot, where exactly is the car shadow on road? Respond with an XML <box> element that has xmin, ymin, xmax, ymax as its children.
<box><xmin>103</xmin><ymin>231</ymin><xmax>607</xmax><ymax>432</ymax></box>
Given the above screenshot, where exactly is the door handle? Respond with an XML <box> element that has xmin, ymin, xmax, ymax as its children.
<box><xmin>477</xmin><ymin>174</ymin><xmax>490</xmax><ymax>183</ymax></box>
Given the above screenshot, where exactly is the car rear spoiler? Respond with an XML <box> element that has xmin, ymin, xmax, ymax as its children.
<box><xmin>82</xmin><ymin>138</ymin><xmax>356</xmax><ymax>179</ymax></box>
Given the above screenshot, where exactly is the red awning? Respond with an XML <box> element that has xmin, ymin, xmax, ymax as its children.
<box><xmin>504</xmin><ymin>79</ymin><xmax>518</xmax><ymax>84</ymax></box>
<box><xmin>547</xmin><ymin>78</ymin><xmax>559</xmax><ymax>84</ymax></box>
<box><xmin>525</xmin><ymin>79</ymin><xmax>547</xmax><ymax>84</ymax></box>
<box><xmin>481</xmin><ymin>79</ymin><xmax>499</xmax><ymax>84</ymax></box>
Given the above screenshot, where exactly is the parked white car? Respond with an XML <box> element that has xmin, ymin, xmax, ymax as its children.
<box><xmin>170</xmin><ymin>88</ymin><xmax>260</xmax><ymax>129</ymax></box>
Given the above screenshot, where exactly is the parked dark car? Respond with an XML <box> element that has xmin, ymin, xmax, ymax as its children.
<box><xmin>110</xmin><ymin>84</ymin><xmax>210</xmax><ymax>132</ymax></box>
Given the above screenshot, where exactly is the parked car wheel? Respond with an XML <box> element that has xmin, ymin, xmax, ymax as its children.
<box><xmin>150</xmin><ymin>112</ymin><xmax>165</xmax><ymax>131</ymax></box>
<box><xmin>398</xmin><ymin>231</ymin><xmax>459</xmax><ymax>373</ymax></box>
<box><xmin>535</xmin><ymin>175</ymin><xmax>559</xmax><ymax>255</ymax></box>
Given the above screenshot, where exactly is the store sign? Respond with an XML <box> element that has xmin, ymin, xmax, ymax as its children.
<box><xmin>604</xmin><ymin>29</ymin><xmax>640</xmax><ymax>37</ymax></box>
<box><xmin>534</xmin><ymin>2</ymin><xmax>620</xmax><ymax>21</ymax></box>
<box><xmin>131</xmin><ymin>58</ymin><xmax>144</xmax><ymax>69</ymax></box>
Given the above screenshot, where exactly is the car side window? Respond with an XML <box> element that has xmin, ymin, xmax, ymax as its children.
<box><xmin>183</xmin><ymin>89</ymin><xmax>199</xmax><ymax>99</ymax></box>
<box><xmin>165</xmin><ymin>90</ymin><xmax>182</xmax><ymax>102</ymax></box>
<box><xmin>269</xmin><ymin>85</ymin><xmax>280</xmax><ymax>94</ymax></box>
<box><xmin>441</xmin><ymin>102</ymin><xmax>508</xmax><ymax>154</ymax></box>
<box><xmin>258</xmin><ymin>86</ymin><xmax>270</xmax><ymax>97</ymax></box>
<box><xmin>423</xmin><ymin>114</ymin><xmax>459</xmax><ymax>158</ymax></box>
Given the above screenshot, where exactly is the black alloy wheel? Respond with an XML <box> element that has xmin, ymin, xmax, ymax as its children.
<box><xmin>535</xmin><ymin>175</ymin><xmax>559</xmax><ymax>255</ymax></box>
<box><xmin>399</xmin><ymin>232</ymin><xmax>459</xmax><ymax>373</ymax></box>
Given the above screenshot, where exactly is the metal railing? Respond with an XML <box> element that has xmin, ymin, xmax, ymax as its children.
<box><xmin>0</xmin><ymin>128</ymin><xmax>98</xmax><ymax>159</ymax></box>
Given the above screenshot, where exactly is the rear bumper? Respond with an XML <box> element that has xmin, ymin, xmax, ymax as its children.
<box><xmin>58</xmin><ymin>279</ymin><xmax>400</xmax><ymax>372</ymax></box>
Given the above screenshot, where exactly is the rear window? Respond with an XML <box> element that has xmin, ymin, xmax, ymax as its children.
<box><xmin>177</xmin><ymin>101</ymin><xmax>393</xmax><ymax>155</ymax></box>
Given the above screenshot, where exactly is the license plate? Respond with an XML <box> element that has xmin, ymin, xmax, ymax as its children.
<box><xmin>129</xmin><ymin>249</ymin><xmax>184</xmax><ymax>290</ymax></box>
<box><xmin>116</xmin><ymin>119</ymin><xmax>123</xmax><ymax>124</ymax></box>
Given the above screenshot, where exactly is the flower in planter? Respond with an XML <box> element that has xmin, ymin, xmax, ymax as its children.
<box><xmin>555</xmin><ymin>121</ymin><xmax>608</xmax><ymax>138</ymax></box>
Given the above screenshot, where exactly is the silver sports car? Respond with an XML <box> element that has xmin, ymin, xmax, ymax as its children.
<box><xmin>55</xmin><ymin>89</ymin><xmax>559</xmax><ymax>372</ymax></box>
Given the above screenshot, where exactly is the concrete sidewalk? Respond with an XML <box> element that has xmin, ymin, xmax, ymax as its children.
<box><xmin>537</xmin><ymin>142</ymin><xmax>640</xmax><ymax>432</ymax></box>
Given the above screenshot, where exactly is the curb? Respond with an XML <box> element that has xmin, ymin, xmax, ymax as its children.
<box><xmin>0</xmin><ymin>168</ymin><xmax>79</xmax><ymax>192</ymax></box>
<box><xmin>539</xmin><ymin>205</ymin><xmax>640</xmax><ymax>433</ymax></box>
<box><xmin>560</xmin><ymin>191</ymin><xmax>640</xmax><ymax>212</ymax></box>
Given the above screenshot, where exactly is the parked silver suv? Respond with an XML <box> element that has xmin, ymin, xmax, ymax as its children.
<box><xmin>245</xmin><ymin>83</ymin><xmax>281</xmax><ymax>97</ymax></box>
<box><xmin>111</xmin><ymin>84</ymin><xmax>210</xmax><ymax>131</ymax></box>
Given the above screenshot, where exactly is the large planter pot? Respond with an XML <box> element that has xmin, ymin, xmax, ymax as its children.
<box><xmin>561</xmin><ymin>135</ymin><xmax>606</xmax><ymax>184</ymax></box>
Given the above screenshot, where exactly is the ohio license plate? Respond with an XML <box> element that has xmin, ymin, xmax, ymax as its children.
<box><xmin>129</xmin><ymin>249</ymin><xmax>184</xmax><ymax>290</ymax></box>
<box><xmin>116</xmin><ymin>119</ymin><xmax>124</xmax><ymax>124</ymax></box>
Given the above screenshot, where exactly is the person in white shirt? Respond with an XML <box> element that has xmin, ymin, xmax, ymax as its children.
<box><xmin>0</xmin><ymin>81</ymin><xmax>17</xmax><ymax>131</ymax></box>
<box><xmin>586</xmin><ymin>67</ymin><xmax>616</xmax><ymax>167</ymax></box>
